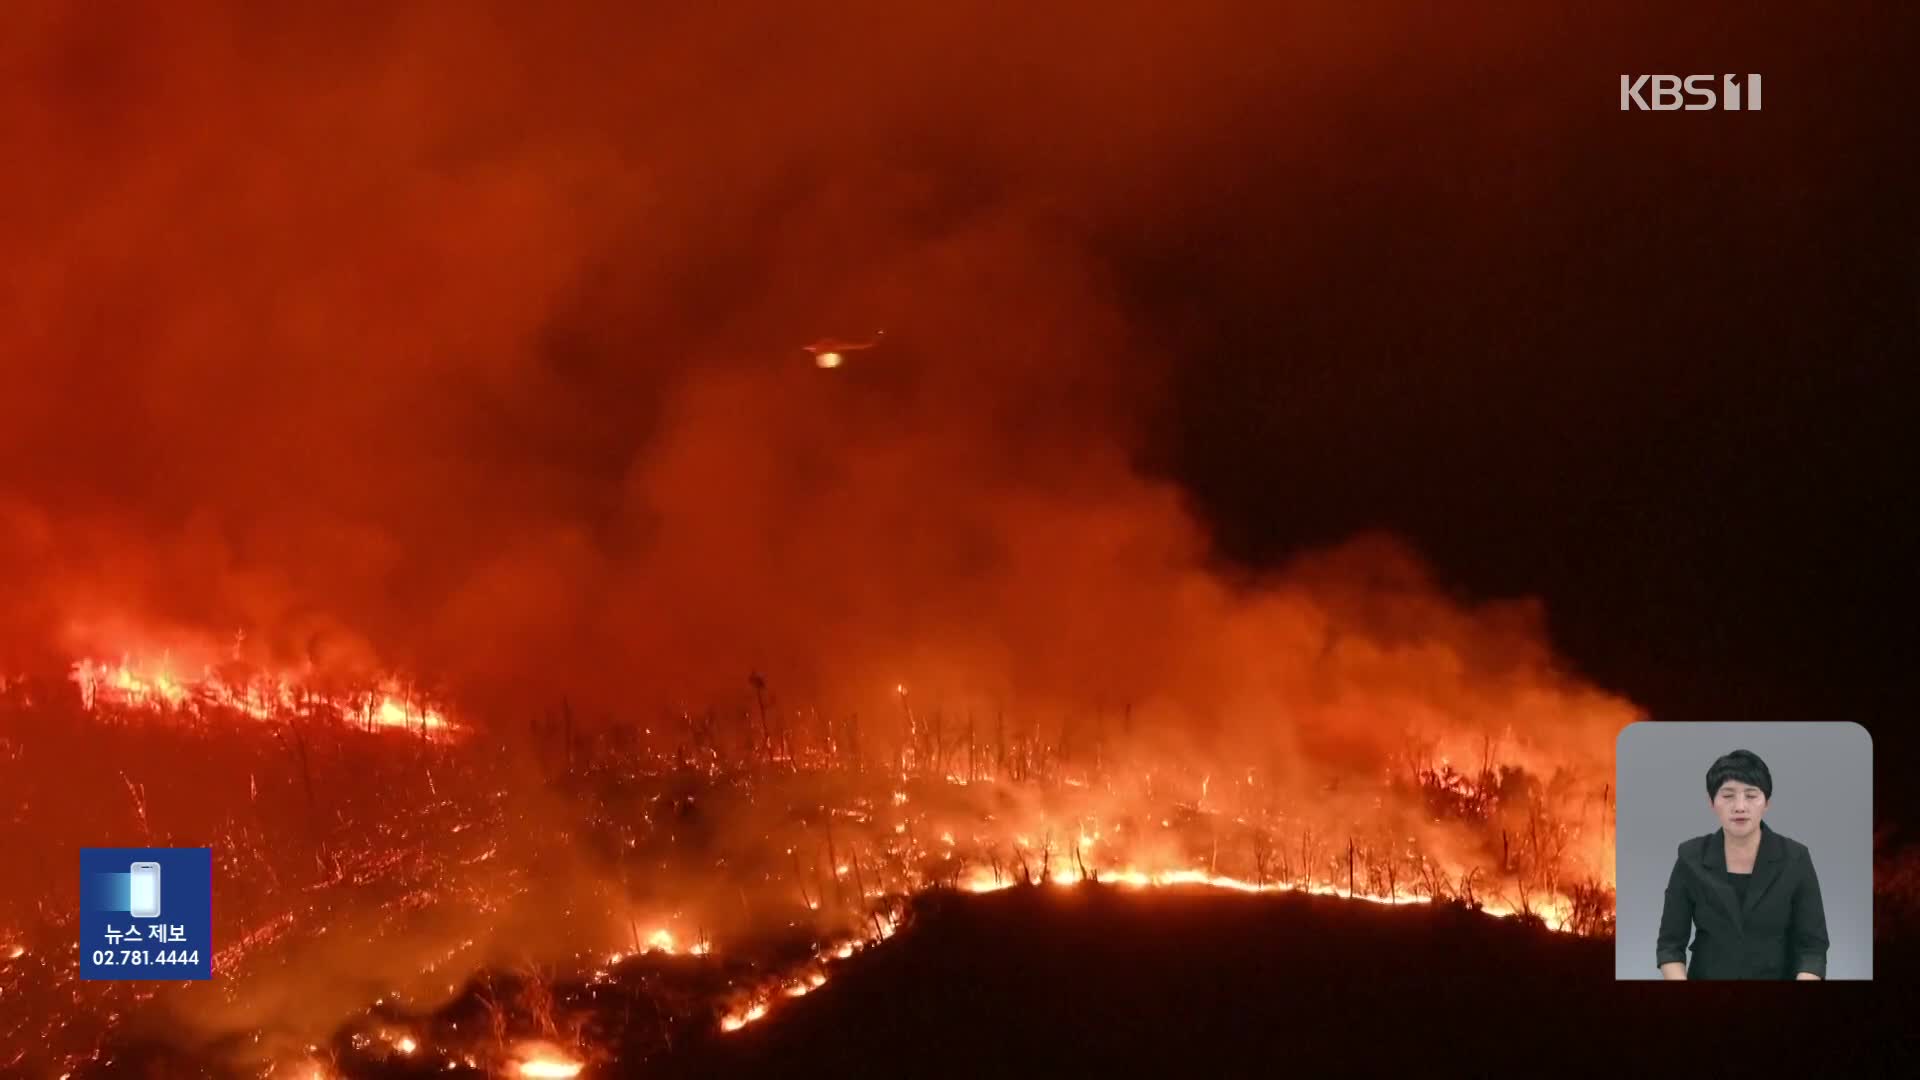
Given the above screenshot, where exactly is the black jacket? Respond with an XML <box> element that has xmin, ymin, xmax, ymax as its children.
<box><xmin>1655</xmin><ymin>821</ymin><xmax>1829</xmax><ymax>979</ymax></box>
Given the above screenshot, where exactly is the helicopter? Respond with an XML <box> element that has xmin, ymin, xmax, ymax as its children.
<box><xmin>802</xmin><ymin>329</ymin><xmax>886</xmax><ymax>369</ymax></box>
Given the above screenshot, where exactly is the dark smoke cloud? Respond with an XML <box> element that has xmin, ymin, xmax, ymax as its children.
<box><xmin>1</xmin><ymin>3</ymin><xmax>1638</xmax><ymax>766</ymax></box>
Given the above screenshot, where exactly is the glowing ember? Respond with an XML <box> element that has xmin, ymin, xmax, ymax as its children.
<box><xmin>814</xmin><ymin>351</ymin><xmax>843</xmax><ymax>369</ymax></box>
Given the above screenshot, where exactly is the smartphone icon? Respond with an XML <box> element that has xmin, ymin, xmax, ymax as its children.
<box><xmin>129</xmin><ymin>862</ymin><xmax>162</xmax><ymax>919</ymax></box>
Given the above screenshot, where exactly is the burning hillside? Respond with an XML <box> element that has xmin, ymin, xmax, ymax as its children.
<box><xmin>1</xmin><ymin>607</ymin><xmax>1625</xmax><ymax>1077</ymax></box>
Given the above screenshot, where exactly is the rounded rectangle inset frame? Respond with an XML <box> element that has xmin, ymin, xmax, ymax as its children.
<box><xmin>1613</xmin><ymin>721</ymin><xmax>1872</xmax><ymax>980</ymax></box>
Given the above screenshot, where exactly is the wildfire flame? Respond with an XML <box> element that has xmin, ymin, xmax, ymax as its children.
<box><xmin>719</xmin><ymin>1001</ymin><xmax>769</xmax><ymax>1032</ymax></box>
<box><xmin>67</xmin><ymin>655</ymin><xmax>458</xmax><ymax>739</ymax></box>
<box><xmin>513</xmin><ymin>1043</ymin><xmax>584</xmax><ymax>1078</ymax></box>
<box><xmin>13</xmin><ymin>635</ymin><xmax>1613</xmax><ymax>1074</ymax></box>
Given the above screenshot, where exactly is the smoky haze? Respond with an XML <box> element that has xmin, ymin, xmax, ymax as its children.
<box><xmin>0</xmin><ymin>3</ymin><xmax>1649</xmax><ymax>777</ymax></box>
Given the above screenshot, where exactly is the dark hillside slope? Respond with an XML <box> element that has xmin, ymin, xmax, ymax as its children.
<box><xmin>671</xmin><ymin>884</ymin><xmax>1911</xmax><ymax>1077</ymax></box>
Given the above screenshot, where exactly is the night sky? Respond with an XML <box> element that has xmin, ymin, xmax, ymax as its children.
<box><xmin>1132</xmin><ymin>7</ymin><xmax>1916</xmax><ymax>734</ymax></box>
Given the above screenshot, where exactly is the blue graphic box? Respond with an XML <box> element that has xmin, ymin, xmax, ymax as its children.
<box><xmin>79</xmin><ymin>847</ymin><xmax>212</xmax><ymax>980</ymax></box>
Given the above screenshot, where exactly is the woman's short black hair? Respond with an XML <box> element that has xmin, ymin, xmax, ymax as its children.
<box><xmin>1706</xmin><ymin>749</ymin><xmax>1773</xmax><ymax>800</ymax></box>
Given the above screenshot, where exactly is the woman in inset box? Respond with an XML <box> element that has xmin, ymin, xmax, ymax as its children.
<box><xmin>1656</xmin><ymin>749</ymin><xmax>1829</xmax><ymax>979</ymax></box>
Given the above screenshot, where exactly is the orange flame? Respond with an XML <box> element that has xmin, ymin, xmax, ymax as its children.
<box><xmin>513</xmin><ymin>1043</ymin><xmax>584</xmax><ymax>1078</ymax></box>
<box><xmin>67</xmin><ymin>654</ymin><xmax>458</xmax><ymax>739</ymax></box>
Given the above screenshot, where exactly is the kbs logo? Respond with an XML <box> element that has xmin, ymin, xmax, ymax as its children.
<box><xmin>1620</xmin><ymin>74</ymin><xmax>1762</xmax><ymax>111</ymax></box>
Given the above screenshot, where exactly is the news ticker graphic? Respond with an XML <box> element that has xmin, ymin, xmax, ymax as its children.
<box><xmin>79</xmin><ymin>847</ymin><xmax>212</xmax><ymax>980</ymax></box>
